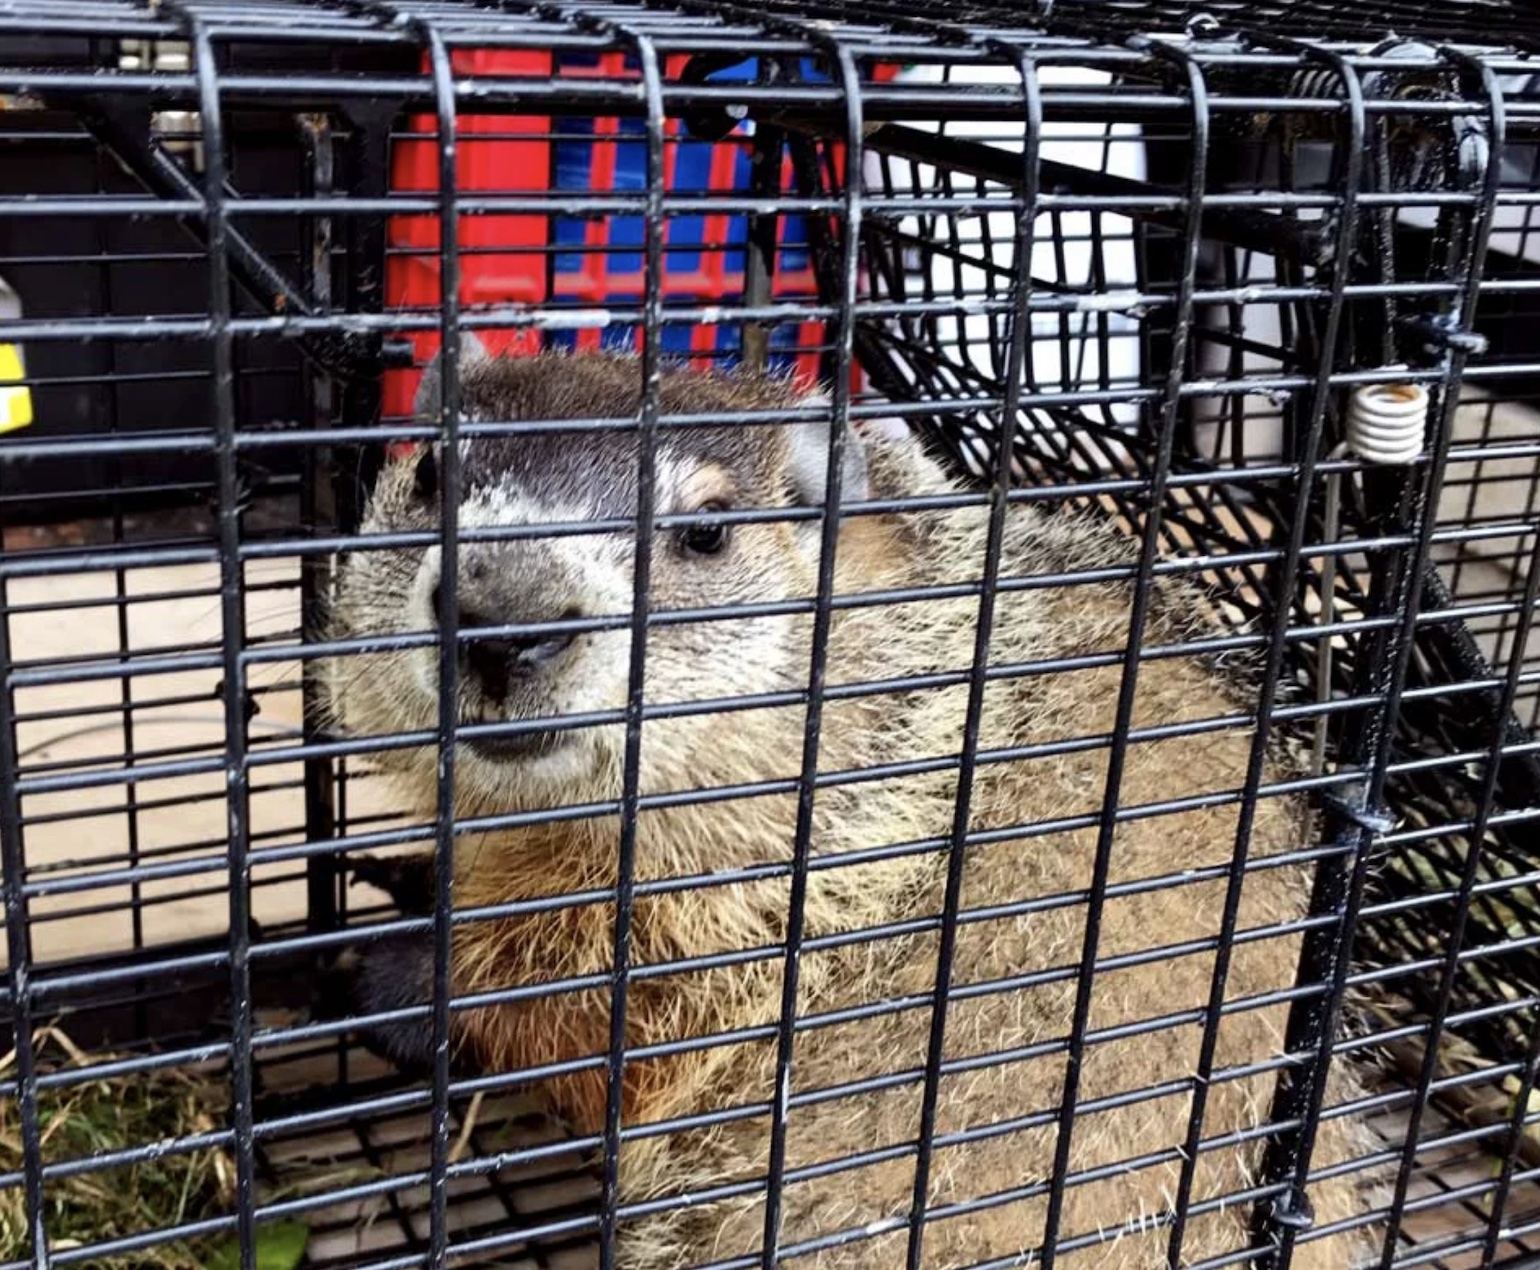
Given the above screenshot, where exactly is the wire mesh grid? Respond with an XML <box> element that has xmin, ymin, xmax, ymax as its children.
<box><xmin>3</xmin><ymin>3</ymin><xmax>1540</xmax><ymax>1270</ymax></box>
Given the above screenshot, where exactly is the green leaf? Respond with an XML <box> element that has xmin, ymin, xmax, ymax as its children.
<box><xmin>206</xmin><ymin>1221</ymin><xmax>310</xmax><ymax>1270</ymax></box>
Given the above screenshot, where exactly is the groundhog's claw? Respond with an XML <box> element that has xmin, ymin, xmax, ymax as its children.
<box><xmin>347</xmin><ymin>851</ymin><xmax>437</xmax><ymax>916</ymax></box>
<box><xmin>325</xmin><ymin>853</ymin><xmax>445</xmax><ymax>1074</ymax></box>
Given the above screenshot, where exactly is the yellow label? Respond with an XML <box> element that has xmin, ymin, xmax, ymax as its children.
<box><xmin>0</xmin><ymin>343</ymin><xmax>32</xmax><ymax>433</ymax></box>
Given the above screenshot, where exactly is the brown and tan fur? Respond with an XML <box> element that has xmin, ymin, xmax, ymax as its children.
<box><xmin>323</xmin><ymin>345</ymin><xmax>1378</xmax><ymax>1269</ymax></box>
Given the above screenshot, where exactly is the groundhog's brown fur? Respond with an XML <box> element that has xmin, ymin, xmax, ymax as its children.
<box><xmin>324</xmin><ymin>348</ymin><xmax>1378</xmax><ymax>1269</ymax></box>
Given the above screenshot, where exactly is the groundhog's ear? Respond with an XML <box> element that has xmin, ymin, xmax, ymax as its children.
<box><xmin>785</xmin><ymin>393</ymin><xmax>870</xmax><ymax>508</ymax></box>
<box><xmin>412</xmin><ymin>331</ymin><xmax>491</xmax><ymax>420</ymax></box>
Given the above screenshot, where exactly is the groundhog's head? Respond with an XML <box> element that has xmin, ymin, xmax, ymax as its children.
<box><xmin>325</xmin><ymin>337</ymin><xmax>885</xmax><ymax>809</ymax></box>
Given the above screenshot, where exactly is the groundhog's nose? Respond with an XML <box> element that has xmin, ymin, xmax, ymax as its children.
<box><xmin>431</xmin><ymin>582</ymin><xmax>577</xmax><ymax>701</ymax></box>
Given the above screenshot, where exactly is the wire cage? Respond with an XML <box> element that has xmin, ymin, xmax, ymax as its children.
<box><xmin>3</xmin><ymin>2</ymin><xmax>1540</xmax><ymax>1269</ymax></box>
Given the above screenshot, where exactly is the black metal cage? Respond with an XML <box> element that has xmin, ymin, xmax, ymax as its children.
<box><xmin>4</xmin><ymin>2</ymin><xmax>1540</xmax><ymax>1269</ymax></box>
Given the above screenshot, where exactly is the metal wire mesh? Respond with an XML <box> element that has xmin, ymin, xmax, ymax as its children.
<box><xmin>2</xmin><ymin>4</ymin><xmax>1540</xmax><ymax>1270</ymax></box>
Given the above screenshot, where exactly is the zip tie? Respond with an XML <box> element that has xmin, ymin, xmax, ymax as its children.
<box><xmin>1322</xmin><ymin>785</ymin><xmax>1397</xmax><ymax>835</ymax></box>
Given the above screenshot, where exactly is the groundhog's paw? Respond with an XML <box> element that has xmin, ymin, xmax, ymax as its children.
<box><xmin>347</xmin><ymin>850</ymin><xmax>437</xmax><ymax>916</ymax></box>
<box><xmin>314</xmin><ymin>931</ymin><xmax>438</xmax><ymax>1078</ymax></box>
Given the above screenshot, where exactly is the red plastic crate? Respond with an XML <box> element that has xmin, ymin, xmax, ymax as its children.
<box><xmin>384</xmin><ymin>48</ymin><xmax>554</xmax><ymax>422</ymax></box>
<box><xmin>384</xmin><ymin>52</ymin><xmax>899</xmax><ymax>425</ymax></box>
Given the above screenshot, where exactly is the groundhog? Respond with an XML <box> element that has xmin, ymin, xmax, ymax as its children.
<box><xmin>321</xmin><ymin>338</ymin><xmax>1379</xmax><ymax>1270</ymax></box>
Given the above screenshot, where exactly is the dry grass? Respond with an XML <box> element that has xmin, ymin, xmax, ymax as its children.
<box><xmin>0</xmin><ymin>1026</ymin><xmax>237</xmax><ymax>1269</ymax></box>
<box><xmin>0</xmin><ymin>1026</ymin><xmax>351</xmax><ymax>1270</ymax></box>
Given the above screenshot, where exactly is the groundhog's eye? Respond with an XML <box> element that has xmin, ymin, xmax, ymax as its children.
<box><xmin>413</xmin><ymin>448</ymin><xmax>438</xmax><ymax>502</ymax></box>
<box><xmin>680</xmin><ymin>502</ymin><xmax>730</xmax><ymax>558</ymax></box>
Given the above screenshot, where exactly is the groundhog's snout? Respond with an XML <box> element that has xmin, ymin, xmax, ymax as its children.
<box><xmin>427</xmin><ymin>542</ymin><xmax>582</xmax><ymax>705</ymax></box>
